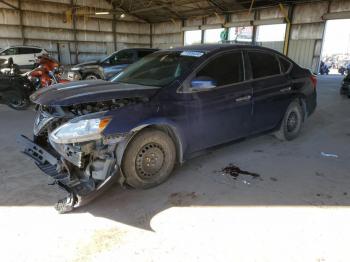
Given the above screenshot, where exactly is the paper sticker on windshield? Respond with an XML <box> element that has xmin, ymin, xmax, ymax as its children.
<box><xmin>180</xmin><ymin>51</ymin><xmax>204</xmax><ymax>57</ymax></box>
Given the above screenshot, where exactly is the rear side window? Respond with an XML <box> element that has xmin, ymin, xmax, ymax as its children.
<box><xmin>279</xmin><ymin>56</ymin><xmax>292</xmax><ymax>73</ymax></box>
<box><xmin>248</xmin><ymin>51</ymin><xmax>280</xmax><ymax>79</ymax></box>
<box><xmin>196</xmin><ymin>51</ymin><xmax>244</xmax><ymax>86</ymax></box>
<box><xmin>19</xmin><ymin>48</ymin><xmax>42</xmax><ymax>54</ymax></box>
<box><xmin>138</xmin><ymin>50</ymin><xmax>154</xmax><ymax>59</ymax></box>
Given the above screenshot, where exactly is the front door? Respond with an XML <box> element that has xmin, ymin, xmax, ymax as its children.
<box><xmin>179</xmin><ymin>51</ymin><xmax>253</xmax><ymax>153</ymax></box>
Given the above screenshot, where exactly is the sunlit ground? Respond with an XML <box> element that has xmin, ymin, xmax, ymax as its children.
<box><xmin>1</xmin><ymin>206</ymin><xmax>350</xmax><ymax>262</ymax></box>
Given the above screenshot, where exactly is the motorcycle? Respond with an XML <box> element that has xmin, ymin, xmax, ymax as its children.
<box><xmin>28</xmin><ymin>54</ymin><xmax>69</xmax><ymax>89</ymax></box>
<box><xmin>0</xmin><ymin>58</ymin><xmax>33</xmax><ymax>110</ymax></box>
<box><xmin>0</xmin><ymin>55</ymin><xmax>69</xmax><ymax>110</ymax></box>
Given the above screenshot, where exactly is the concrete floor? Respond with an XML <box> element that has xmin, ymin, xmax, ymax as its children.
<box><xmin>0</xmin><ymin>75</ymin><xmax>350</xmax><ymax>262</ymax></box>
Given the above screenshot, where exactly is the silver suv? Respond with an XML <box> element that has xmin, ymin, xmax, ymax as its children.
<box><xmin>0</xmin><ymin>45</ymin><xmax>47</xmax><ymax>70</ymax></box>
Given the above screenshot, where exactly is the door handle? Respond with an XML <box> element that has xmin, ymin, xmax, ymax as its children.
<box><xmin>280</xmin><ymin>86</ymin><xmax>292</xmax><ymax>92</ymax></box>
<box><xmin>235</xmin><ymin>95</ymin><xmax>251</xmax><ymax>102</ymax></box>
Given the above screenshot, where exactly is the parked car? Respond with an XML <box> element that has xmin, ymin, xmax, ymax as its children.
<box><xmin>67</xmin><ymin>48</ymin><xmax>159</xmax><ymax>81</ymax></box>
<box><xmin>18</xmin><ymin>44</ymin><xmax>317</xmax><ymax>213</ymax></box>
<box><xmin>0</xmin><ymin>45</ymin><xmax>47</xmax><ymax>70</ymax></box>
<box><xmin>340</xmin><ymin>73</ymin><xmax>350</xmax><ymax>97</ymax></box>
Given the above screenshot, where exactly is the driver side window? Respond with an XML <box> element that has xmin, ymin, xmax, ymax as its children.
<box><xmin>193</xmin><ymin>51</ymin><xmax>244</xmax><ymax>89</ymax></box>
<box><xmin>2</xmin><ymin>48</ymin><xmax>18</xmax><ymax>56</ymax></box>
<box><xmin>110</xmin><ymin>50</ymin><xmax>135</xmax><ymax>65</ymax></box>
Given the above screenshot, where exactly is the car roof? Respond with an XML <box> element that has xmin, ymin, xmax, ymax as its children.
<box><xmin>5</xmin><ymin>45</ymin><xmax>43</xmax><ymax>49</ymax></box>
<box><xmin>108</xmin><ymin>48</ymin><xmax>159</xmax><ymax>56</ymax></box>
<box><xmin>168</xmin><ymin>44</ymin><xmax>284</xmax><ymax>55</ymax></box>
<box><xmin>117</xmin><ymin>48</ymin><xmax>159</xmax><ymax>51</ymax></box>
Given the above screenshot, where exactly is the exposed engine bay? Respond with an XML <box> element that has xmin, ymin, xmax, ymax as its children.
<box><xmin>19</xmin><ymin>98</ymin><xmax>144</xmax><ymax>213</ymax></box>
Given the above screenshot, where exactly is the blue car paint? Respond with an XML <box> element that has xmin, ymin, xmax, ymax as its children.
<box><xmin>70</xmin><ymin>48</ymin><xmax>159</xmax><ymax>80</ymax></box>
<box><xmin>31</xmin><ymin>44</ymin><xmax>317</xmax><ymax>162</ymax></box>
<box><xmin>103</xmin><ymin>64</ymin><xmax>128</xmax><ymax>79</ymax></box>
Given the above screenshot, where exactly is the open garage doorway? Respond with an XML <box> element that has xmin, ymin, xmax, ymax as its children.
<box><xmin>320</xmin><ymin>19</ymin><xmax>350</xmax><ymax>75</ymax></box>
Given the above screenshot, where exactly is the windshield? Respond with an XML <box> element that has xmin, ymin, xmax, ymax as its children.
<box><xmin>111</xmin><ymin>51</ymin><xmax>201</xmax><ymax>87</ymax></box>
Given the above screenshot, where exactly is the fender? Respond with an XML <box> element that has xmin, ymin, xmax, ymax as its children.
<box><xmin>116</xmin><ymin>118</ymin><xmax>186</xmax><ymax>166</ymax></box>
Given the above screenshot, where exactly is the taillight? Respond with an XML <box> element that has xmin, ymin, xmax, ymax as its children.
<box><xmin>310</xmin><ymin>74</ymin><xmax>317</xmax><ymax>89</ymax></box>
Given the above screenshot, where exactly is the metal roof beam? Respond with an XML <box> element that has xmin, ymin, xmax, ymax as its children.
<box><xmin>207</xmin><ymin>0</ymin><xmax>226</xmax><ymax>12</ymax></box>
<box><xmin>0</xmin><ymin>0</ymin><xmax>19</xmax><ymax>9</ymax></box>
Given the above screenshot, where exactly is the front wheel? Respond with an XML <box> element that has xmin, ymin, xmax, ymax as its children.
<box><xmin>274</xmin><ymin>100</ymin><xmax>304</xmax><ymax>141</ymax></box>
<box><xmin>84</xmin><ymin>73</ymin><xmax>100</xmax><ymax>80</ymax></box>
<box><xmin>122</xmin><ymin>128</ymin><xmax>176</xmax><ymax>189</ymax></box>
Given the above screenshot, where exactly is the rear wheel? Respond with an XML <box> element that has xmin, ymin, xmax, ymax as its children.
<box><xmin>274</xmin><ymin>100</ymin><xmax>304</xmax><ymax>141</ymax></box>
<box><xmin>4</xmin><ymin>91</ymin><xmax>30</xmax><ymax>110</ymax></box>
<box><xmin>122</xmin><ymin>128</ymin><xmax>176</xmax><ymax>189</ymax></box>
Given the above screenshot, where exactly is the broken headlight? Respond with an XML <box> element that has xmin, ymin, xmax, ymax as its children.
<box><xmin>34</xmin><ymin>109</ymin><xmax>55</xmax><ymax>135</ymax></box>
<box><xmin>49</xmin><ymin>116</ymin><xmax>111</xmax><ymax>144</ymax></box>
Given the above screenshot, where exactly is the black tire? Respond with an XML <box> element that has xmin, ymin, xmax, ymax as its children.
<box><xmin>274</xmin><ymin>100</ymin><xmax>304</xmax><ymax>141</ymax></box>
<box><xmin>84</xmin><ymin>73</ymin><xmax>100</xmax><ymax>80</ymax></box>
<box><xmin>122</xmin><ymin>128</ymin><xmax>176</xmax><ymax>189</ymax></box>
<box><xmin>4</xmin><ymin>91</ymin><xmax>30</xmax><ymax>110</ymax></box>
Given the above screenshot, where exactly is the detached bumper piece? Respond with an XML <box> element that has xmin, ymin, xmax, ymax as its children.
<box><xmin>17</xmin><ymin>135</ymin><xmax>117</xmax><ymax>213</ymax></box>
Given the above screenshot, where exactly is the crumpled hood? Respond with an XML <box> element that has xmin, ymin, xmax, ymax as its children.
<box><xmin>30</xmin><ymin>80</ymin><xmax>161</xmax><ymax>106</ymax></box>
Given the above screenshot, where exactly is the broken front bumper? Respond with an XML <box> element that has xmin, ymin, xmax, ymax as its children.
<box><xmin>17</xmin><ymin>134</ymin><xmax>119</xmax><ymax>213</ymax></box>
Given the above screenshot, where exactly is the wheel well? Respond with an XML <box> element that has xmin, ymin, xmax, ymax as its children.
<box><xmin>296</xmin><ymin>96</ymin><xmax>307</xmax><ymax>122</ymax></box>
<box><xmin>142</xmin><ymin>125</ymin><xmax>183</xmax><ymax>165</ymax></box>
<box><xmin>82</xmin><ymin>72</ymin><xmax>101</xmax><ymax>79</ymax></box>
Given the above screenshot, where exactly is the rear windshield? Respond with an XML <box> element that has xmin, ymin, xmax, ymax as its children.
<box><xmin>111</xmin><ymin>51</ymin><xmax>201</xmax><ymax>87</ymax></box>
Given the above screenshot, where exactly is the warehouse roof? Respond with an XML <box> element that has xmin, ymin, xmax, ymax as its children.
<box><xmin>107</xmin><ymin>0</ymin><xmax>323</xmax><ymax>22</ymax></box>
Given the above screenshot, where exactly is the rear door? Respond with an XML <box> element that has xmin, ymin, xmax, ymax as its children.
<box><xmin>18</xmin><ymin>47</ymin><xmax>38</xmax><ymax>68</ymax></box>
<box><xmin>180</xmin><ymin>50</ymin><xmax>253</xmax><ymax>152</ymax></box>
<box><xmin>247</xmin><ymin>50</ymin><xmax>292</xmax><ymax>133</ymax></box>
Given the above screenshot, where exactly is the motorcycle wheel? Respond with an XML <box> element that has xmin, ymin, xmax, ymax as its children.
<box><xmin>4</xmin><ymin>91</ymin><xmax>30</xmax><ymax>110</ymax></box>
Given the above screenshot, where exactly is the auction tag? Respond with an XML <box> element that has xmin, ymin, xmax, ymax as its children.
<box><xmin>180</xmin><ymin>51</ymin><xmax>204</xmax><ymax>57</ymax></box>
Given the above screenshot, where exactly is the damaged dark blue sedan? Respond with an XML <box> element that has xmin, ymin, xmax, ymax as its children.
<box><xmin>18</xmin><ymin>44</ymin><xmax>317</xmax><ymax>213</ymax></box>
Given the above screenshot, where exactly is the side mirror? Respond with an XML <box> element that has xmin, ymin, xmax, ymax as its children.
<box><xmin>191</xmin><ymin>76</ymin><xmax>217</xmax><ymax>90</ymax></box>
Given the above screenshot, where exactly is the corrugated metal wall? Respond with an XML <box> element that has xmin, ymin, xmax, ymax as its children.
<box><xmin>0</xmin><ymin>0</ymin><xmax>151</xmax><ymax>64</ymax></box>
<box><xmin>288</xmin><ymin>40</ymin><xmax>316</xmax><ymax>69</ymax></box>
<box><xmin>287</xmin><ymin>2</ymin><xmax>328</xmax><ymax>72</ymax></box>
<box><xmin>257</xmin><ymin>42</ymin><xmax>284</xmax><ymax>53</ymax></box>
<box><xmin>152</xmin><ymin>21</ymin><xmax>182</xmax><ymax>49</ymax></box>
<box><xmin>1</xmin><ymin>0</ymin><xmax>350</xmax><ymax>69</ymax></box>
